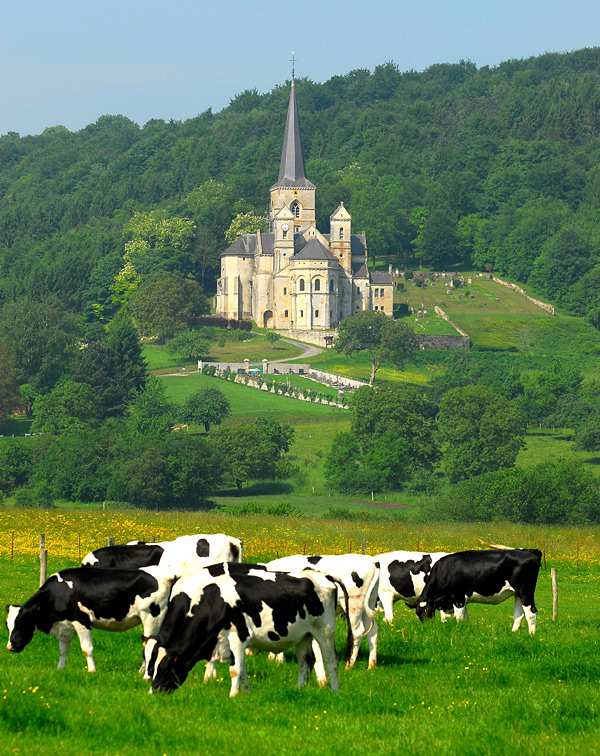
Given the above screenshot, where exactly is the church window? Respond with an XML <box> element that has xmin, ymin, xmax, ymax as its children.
<box><xmin>285</xmin><ymin>310</ymin><xmax>289</xmax><ymax>317</ymax></box>
<box><xmin>315</xmin><ymin>310</ymin><xmax>319</xmax><ymax>318</ymax></box>
<box><xmin>374</xmin><ymin>289</ymin><xmax>378</xmax><ymax>298</ymax></box>
<box><xmin>381</xmin><ymin>305</ymin><xmax>384</xmax><ymax>311</ymax></box>
<box><xmin>282</xmin><ymin>228</ymin><xmax>288</xmax><ymax>239</ymax></box>
<box><xmin>299</xmin><ymin>279</ymin><xmax>305</xmax><ymax>292</ymax></box>
<box><xmin>339</xmin><ymin>227</ymin><xmax>344</xmax><ymax>240</ymax></box>
<box><xmin>330</xmin><ymin>280</ymin><xmax>334</xmax><ymax>292</ymax></box>
<box><xmin>314</xmin><ymin>278</ymin><xmax>321</xmax><ymax>291</ymax></box>
<box><xmin>300</xmin><ymin>310</ymin><xmax>304</xmax><ymax>317</ymax></box>
<box><xmin>283</xmin><ymin>288</ymin><xmax>287</xmax><ymax>295</ymax></box>
<box><xmin>374</xmin><ymin>306</ymin><xmax>378</xmax><ymax>311</ymax></box>
<box><xmin>290</xmin><ymin>201</ymin><xmax>300</xmax><ymax>218</ymax></box>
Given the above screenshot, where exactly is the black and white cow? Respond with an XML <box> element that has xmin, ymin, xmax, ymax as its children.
<box><xmin>82</xmin><ymin>543</ymin><xmax>167</xmax><ymax>569</ymax></box>
<box><xmin>145</xmin><ymin>562</ymin><xmax>350</xmax><ymax>696</ymax></box>
<box><xmin>82</xmin><ymin>533</ymin><xmax>242</xmax><ymax>574</ymax></box>
<box><xmin>376</xmin><ymin>550</ymin><xmax>452</xmax><ymax>623</ymax></box>
<box><xmin>6</xmin><ymin>565</ymin><xmax>176</xmax><ymax>671</ymax></box>
<box><xmin>266</xmin><ymin>554</ymin><xmax>379</xmax><ymax>670</ymax></box>
<box><xmin>405</xmin><ymin>549</ymin><xmax>542</xmax><ymax>634</ymax></box>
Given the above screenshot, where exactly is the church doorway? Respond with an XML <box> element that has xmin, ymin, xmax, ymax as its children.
<box><xmin>263</xmin><ymin>310</ymin><xmax>273</xmax><ymax>328</ymax></box>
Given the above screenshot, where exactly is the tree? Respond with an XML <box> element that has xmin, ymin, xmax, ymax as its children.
<box><xmin>0</xmin><ymin>340</ymin><xmax>19</xmax><ymax>424</ymax></box>
<box><xmin>325</xmin><ymin>385</ymin><xmax>439</xmax><ymax>494</ymax></box>
<box><xmin>31</xmin><ymin>381</ymin><xmax>100</xmax><ymax>435</ymax></box>
<box><xmin>224</xmin><ymin>212</ymin><xmax>267</xmax><ymax>244</ymax></box>
<box><xmin>0</xmin><ymin>297</ymin><xmax>80</xmax><ymax>393</ymax></box>
<box><xmin>438</xmin><ymin>385</ymin><xmax>526</xmax><ymax>483</ymax></box>
<box><xmin>127</xmin><ymin>376</ymin><xmax>176</xmax><ymax>436</ymax></box>
<box><xmin>266</xmin><ymin>331</ymin><xmax>281</xmax><ymax>348</ymax></box>
<box><xmin>334</xmin><ymin>310</ymin><xmax>418</xmax><ymax>385</ymax></box>
<box><xmin>71</xmin><ymin>340</ymin><xmax>130</xmax><ymax>419</ymax></box>
<box><xmin>214</xmin><ymin>418</ymin><xmax>294</xmax><ymax>492</ymax></box>
<box><xmin>0</xmin><ymin>438</ymin><xmax>33</xmax><ymax>494</ymax></box>
<box><xmin>167</xmin><ymin>330</ymin><xmax>210</xmax><ymax>361</ymax></box>
<box><xmin>179</xmin><ymin>386</ymin><xmax>231</xmax><ymax>432</ymax></box>
<box><xmin>105</xmin><ymin>309</ymin><xmax>147</xmax><ymax>396</ymax></box>
<box><xmin>129</xmin><ymin>271</ymin><xmax>210</xmax><ymax>341</ymax></box>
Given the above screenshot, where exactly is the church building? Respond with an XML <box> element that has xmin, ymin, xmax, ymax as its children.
<box><xmin>215</xmin><ymin>74</ymin><xmax>393</xmax><ymax>332</ymax></box>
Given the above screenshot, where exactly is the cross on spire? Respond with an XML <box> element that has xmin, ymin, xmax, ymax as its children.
<box><xmin>290</xmin><ymin>51</ymin><xmax>296</xmax><ymax>80</ymax></box>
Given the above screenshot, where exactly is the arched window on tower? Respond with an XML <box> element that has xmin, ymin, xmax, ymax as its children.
<box><xmin>299</xmin><ymin>278</ymin><xmax>305</xmax><ymax>292</ymax></box>
<box><xmin>314</xmin><ymin>278</ymin><xmax>321</xmax><ymax>292</ymax></box>
<box><xmin>330</xmin><ymin>280</ymin><xmax>334</xmax><ymax>292</ymax></box>
<box><xmin>290</xmin><ymin>201</ymin><xmax>300</xmax><ymax>218</ymax></box>
<box><xmin>339</xmin><ymin>227</ymin><xmax>344</xmax><ymax>240</ymax></box>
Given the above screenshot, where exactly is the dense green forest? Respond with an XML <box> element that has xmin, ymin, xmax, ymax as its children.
<box><xmin>1</xmin><ymin>47</ymin><xmax>599</xmax><ymax>325</ymax></box>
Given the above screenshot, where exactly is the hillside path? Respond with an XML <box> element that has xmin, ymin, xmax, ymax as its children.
<box><xmin>273</xmin><ymin>338</ymin><xmax>323</xmax><ymax>362</ymax></box>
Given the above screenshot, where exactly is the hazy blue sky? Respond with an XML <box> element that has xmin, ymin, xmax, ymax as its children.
<box><xmin>2</xmin><ymin>0</ymin><xmax>599</xmax><ymax>136</ymax></box>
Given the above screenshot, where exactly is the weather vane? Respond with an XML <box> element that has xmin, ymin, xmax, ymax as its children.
<box><xmin>291</xmin><ymin>51</ymin><xmax>296</xmax><ymax>80</ymax></box>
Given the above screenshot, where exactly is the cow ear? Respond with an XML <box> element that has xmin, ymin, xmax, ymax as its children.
<box><xmin>404</xmin><ymin>601</ymin><xmax>418</xmax><ymax>610</ymax></box>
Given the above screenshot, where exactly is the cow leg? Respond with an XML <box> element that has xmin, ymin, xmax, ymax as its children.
<box><xmin>512</xmin><ymin>596</ymin><xmax>525</xmax><ymax>632</ymax></box>
<box><xmin>227</xmin><ymin>633</ymin><xmax>248</xmax><ymax>697</ymax></box>
<box><xmin>366</xmin><ymin>615</ymin><xmax>378</xmax><ymax>670</ymax></box>
<box><xmin>523</xmin><ymin>604</ymin><xmax>537</xmax><ymax>635</ymax></box>
<box><xmin>72</xmin><ymin>622</ymin><xmax>96</xmax><ymax>672</ymax></box>
<box><xmin>296</xmin><ymin>636</ymin><xmax>315</xmax><ymax>688</ymax></box>
<box><xmin>346</xmin><ymin>607</ymin><xmax>364</xmax><ymax>670</ymax></box>
<box><xmin>379</xmin><ymin>593</ymin><xmax>395</xmax><ymax>624</ymax></box>
<box><xmin>312</xmin><ymin>628</ymin><xmax>339</xmax><ymax>693</ymax></box>
<box><xmin>51</xmin><ymin>623</ymin><xmax>76</xmax><ymax>670</ymax></box>
<box><xmin>454</xmin><ymin>602</ymin><xmax>469</xmax><ymax>622</ymax></box>
<box><xmin>311</xmin><ymin>639</ymin><xmax>327</xmax><ymax>686</ymax></box>
<box><xmin>204</xmin><ymin>659</ymin><xmax>218</xmax><ymax>682</ymax></box>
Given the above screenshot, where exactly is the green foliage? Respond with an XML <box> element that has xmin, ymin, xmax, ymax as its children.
<box><xmin>127</xmin><ymin>376</ymin><xmax>176</xmax><ymax>436</ymax></box>
<box><xmin>0</xmin><ymin>438</ymin><xmax>33</xmax><ymax>494</ymax></box>
<box><xmin>335</xmin><ymin>310</ymin><xmax>418</xmax><ymax>385</ymax></box>
<box><xmin>31</xmin><ymin>381</ymin><xmax>99</xmax><ymax>434</ymax></box>
<box><xmin>214</xmin><ymin>417</ymin><xmax>294</xmax><ymax>491</ymax></box>
<box><xmin>426</xmin><ymin>457</ymin><xmax>600</xmax><ymax>525</ymax></box>
<box><xmin>224</xmin><ymin>212</ymin><xmax>267</xmax><ymax>244</ymax></box>
<box><xmin>129</xmin><ymin>271</ymin><xmax>210</xmax><ymax>341</ymax></box>
<box><xmin>167</xmin><ymin>330</ymin><xmax>210</xmax><ymax>360</ymax></box>
<box><xmin>179</xmin><ymin>385</ymin><xmax>231</xmax><ymax>432</ymax></box>
<box><xmin>438</xmin><ymin>385</ymin><xmax>526</xmax><ymax>483</ymax></box>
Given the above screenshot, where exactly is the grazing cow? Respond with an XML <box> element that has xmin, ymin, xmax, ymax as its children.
<box><xmin>82</xmin><ymin>533</ymin><xmax>242</xmax><ymax>574</ymax></box>
<box><xmin>6</xmin><ymin>565</ymin><xmax>176</xmax><ymax>671</ymax></box>
<box><xmin>376</xmin><ymin>550</ymin><xmax>451</xmax><ymax>623</ymax></box>
<box><xmin>146</xmin><ymin>562</ymin><xmax>350</xmax><ymax>697</ymax></box>
<box><xmin>266</xmin><ymin>554</ymin><xmax>379</xmax><ymax>670</ymax></box>
<box><xmin>82</xmin><ymin>543</ymin><xmax>167</xmax><ymax>569</ymax></box>
<box><xmin>405</xmin><ymin>549</ymin><xmax>542</xmax><ymax>634</ymax></box>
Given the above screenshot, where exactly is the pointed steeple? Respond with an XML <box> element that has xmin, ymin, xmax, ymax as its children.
<box><xmin>271</xmin><ymin>77</ymin><xmax>315</xmax><ymax>190</ymax></box>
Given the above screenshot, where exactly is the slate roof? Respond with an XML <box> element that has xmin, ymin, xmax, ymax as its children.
<box><xmin>352</xmin><ymin>262</ymin><xmax>369</xmax><ymax>278</ymax></box>
<box><xmin>370</xmin><ymin>271</ymin><xmax>393</xmax><ymax>284</ymax></box>
<box><xmin>292</xmin><ymin>238</ymin><xmax>336</xmax><ymax>261</ymax></box>
<box><xmin>270</xmin><ymin>79</ymin><xmax>315</xmax><ymax>191</ymax></box>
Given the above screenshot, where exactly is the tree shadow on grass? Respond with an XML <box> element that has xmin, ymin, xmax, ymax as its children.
<box><xmin>217</xmin><ymin>481</ymin><xmax>295</xmax><ymax>496</ymax></box>
<box><xmin>585</xmin><ymin>457</ymin><xmax>600</xmax><ymax>466</ymax></box>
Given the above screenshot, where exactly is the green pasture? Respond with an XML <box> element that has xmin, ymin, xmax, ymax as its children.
<box><xmin>2</xmin><ymin>514</ymin><xmax>600</xmax><ymax>756</ymax></box>
<box><xmin>143</xmin><ymin>335</ymin><xmax>303</xmax><ymax>373</ymax></box>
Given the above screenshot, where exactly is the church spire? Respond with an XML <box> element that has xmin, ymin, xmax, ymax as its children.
<box><xmin>271</xmin><ymin>67</ymin><xmax>315</xmax><ymax>190</ymax></box>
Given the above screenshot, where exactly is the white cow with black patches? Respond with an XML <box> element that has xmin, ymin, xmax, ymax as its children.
<box><xmin>145</xmin><ymin>562</ymin><xmax>350</xmax><ymax>697</ymax></box>
<box><xmin>405</xmin><ymin>549</ymin><xmax>542</xmax><ymax>634</ymax></box>
<box><xmin>6</xmin><ymin>565</ymin><xmax>176</xmax><ymax>672</ymax></box>
<box><xmin>376</xmin><ymin>550</ymin><xmax>452</xmax><ymax>623</ymax></box>
<box><xmin>266</xmin><ymin>554</ymin><xmax>380</xmax><ymax>671</ymax></box>
<box><xmin>82</xmin><ymin>533</ymin><xmax>242</xmax><ymax>574</ymax></box>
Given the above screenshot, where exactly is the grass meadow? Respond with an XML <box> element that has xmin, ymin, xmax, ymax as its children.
<box><xmin>2</xmin><ymin>512</ymin><xmax>600</xmax><ymax>756</ymax></box>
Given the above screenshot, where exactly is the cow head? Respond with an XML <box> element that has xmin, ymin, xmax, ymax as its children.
<box><xmin>6</xmin><ymin>604</ymin><xmax>36</xmax><ymax>652</ymax></box>
<box><xmin>404</xmin><ymin>599</ymin><xmax>435</xmax><ymax>622</ymax></box>
<box><xmin>150</xmin><ymin>647</ymin><xmax>190</xmax><ymax>693</ymax></box>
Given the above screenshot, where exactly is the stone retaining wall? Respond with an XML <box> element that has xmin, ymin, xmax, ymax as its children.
<box><xmin>492</xmin><ymin>277</ymin><xmax>555</xmax><ymax>314</ymax></box>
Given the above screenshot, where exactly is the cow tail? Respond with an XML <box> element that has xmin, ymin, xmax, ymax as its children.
<box><xmin>331</xmin><ymin>577</ymin><xmax>353</xmax><ymax>663</ymax></box>
<box><xmin>364</xmin><ymin>564</ymin><xmax>380</xmax><ymax>632</ymax></box>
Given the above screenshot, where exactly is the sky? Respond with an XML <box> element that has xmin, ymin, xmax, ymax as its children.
<box><xmin>1</xmin><ymin>0</ymin><xmax>599</xmax><ymax>136</ymax></box>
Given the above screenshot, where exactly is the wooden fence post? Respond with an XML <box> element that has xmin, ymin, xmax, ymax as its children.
<box><xmin>39</xmin><ymin>533</ymin><xmax>47</xmax><ymax>587</ymax></box>
<box><xmin>11</xmin><ymin>532</ymin><xmax>14</xmax><ymax>561</ymax></box>
<box><xmin>240</xmin><ymin>538</ymin><xmax>244</xmax><ymax>563</ymax></box>
<box><xmin>551</xmin><ymin>568</ymin><xmax>558</xmax><ymax>622</ymax></box>
<box><xmin>361</xmin><ymin>538</ymin><xmax>366</xmax><ymax>555</ymax></box>
<box><xmin>108</xmin><ymin>537</ymin><xmax>115</xmax><ymax>547</ymax></box>
<box><xmin>78</xmin><ymin>534</ymin><xmax>81</xmax><ymax>562</ymax></box>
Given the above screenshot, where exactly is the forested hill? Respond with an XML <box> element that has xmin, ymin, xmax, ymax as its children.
<box><xmin>1</xmin><ymin>47</ymin><xmax>600</xmax><ymax>325</ymax></box>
